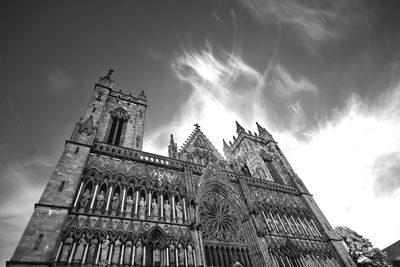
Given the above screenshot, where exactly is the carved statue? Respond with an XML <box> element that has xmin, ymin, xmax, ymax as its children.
<box><xmin>164</xmin><ymin>199</ymin><xmax>171</xmax><ymax>221</ymax></box>
<box><xmin>176</xmin><ymin>201</ymin><xmax>183</xmax><ymax>223</ymax></box>
<box><xmin>139</xmin><ymin>197</ymin><xmax>146</xmax><ymax>219</ymax></box>
<box><xmin>111</xmin><ymin>192</ymin><xmax>120</xmax><ymax>215</ymax></box>
<box><xmin>169</xmin><ymin>241</ymin><xmax>176</xmax><ymax>265</ymax></box>
<box><xmin>87</xmin><ymin>235</ymin><xmax>99</xmax><ymax>264</ymax></box>
<box><xmin>73</xmin><ymin>233</ymin><xmax>87</xmax><ymax>262</ymax></box>
<box><xmin>125</xmin><ymin>195</ymin><xmax>133</xmax><ymax>217</ymax></box>
<box><xmin>134</xmin><ymin>238</ymin><xmax>143</xmax><ymax>265</ymax></box>
<box><xmin>178</xmin><ymin>243</ymin><xmax>185</xmax><ymax>266</ymax></box>
<box><xmin>112</xmin><ymin>237</ymin><xmax>122</xmax><ymax>264</ymax></box>
<box><xmin>60</xmin><ymin>232</ymin><xmax>74</xmax><ymax>262</ymax></box>
<box><xmin>79</xmin><ymin>189</ymin><xmax>91</xmax><ymax>211</ymax></box>
<box><xmin>151</xmin><ymin>198</ymin><xmax>159</xmax><ymax>219</ymax></box>
<box><xmin>100</xmin><ymin>235</ymin><xmax>110</xmax><ymax>263</ymax></box>
<box><xmin>96</xmin><ymin>190</ymin><xmax>105</xmax><ymax>212</ymax></box>
<box><xmin>187</xmin><ymin>243</ymin><xmax>194</xmax><ymax>266</ymax></box>
<box><xmin>124</xmin><ymin>240</ymin><xmax>132</xmax><ymax>264</ymax></box>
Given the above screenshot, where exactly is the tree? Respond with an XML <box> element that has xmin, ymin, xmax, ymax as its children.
<box><xmin>335</xmin><ymin>226</ymin><xmax>390</xmax><ymax>267</ymax></box>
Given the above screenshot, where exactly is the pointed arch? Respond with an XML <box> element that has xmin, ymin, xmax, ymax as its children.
<box><xmin>106</xmin><ymin>107</ymin><xmax>130</xmax><ymax>146</ymax></box>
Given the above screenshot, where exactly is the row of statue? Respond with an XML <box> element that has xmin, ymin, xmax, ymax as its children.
<box><xmin>58</xmin><ymin>233</ymin><xmax>195</xmax><ymax>266</ymax></box>
<box><xmin>79</xmin><ymin>189</ymin><xmax>187</xmax><ymax>223</ymax></box>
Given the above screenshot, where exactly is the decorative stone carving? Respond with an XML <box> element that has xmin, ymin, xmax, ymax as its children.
<box><xmin>73</xmin><ymin>233</ymin><xmax>87</xmax><ymax>262</ymax></box>
<box><xmin>164</xmin><ymin>199</ymin><xmax>171</xmax><ymax>221</ymax></box>
<box><xmin>112</xmin><ymin>237</ymin><xmax>122</xmax><ymax>264</ymax></box>
<box><xmin>111</xmin><ymin>192</ymin><xmax>120</xmax><ymax>215</ymax></box>
<box><xmin>60</xmin><ymin>232</ymin><xmax>74</xmax><ymax>262</ymax></box>
<box><xmin>100</xmin><ymin>235</ymin><xmax>111</xmax><ymax>263</ymax></box>
<box><xmin>96</xmin><ymin>190</ymin><xmax>105</xmax><ymax>213</ymax></box>
<box><xmin>151</xmin><ymin>198</ymin><xmax>159</xmax><ymax>219</ymax></box>
<box><xmin>138</xmin><ymin>197</ymin><xmax>146</xmax><ymax>219</ymax></box>
<box><xmin>134</xmin><ymin>238</ymin><xmax>143</xmax><ymax>265</ymax></box>
<box><xmin>87</xmin><ymin>234</ymin><xmax>98</xmax><ymax>264</ymax></box>
<box><xmin>125</xmin><ymin>195</ymin><xmax>133</xmax><ymax>217</ymax></box>
<box><xmin>79</xmin><ymin>189</ymin><xmax>91</xmax><ymax>212</ymax></box>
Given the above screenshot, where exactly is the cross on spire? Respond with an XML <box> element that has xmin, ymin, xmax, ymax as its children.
<box><xmin>194</xmin><ymin>123</ymin><xmax>200</xmax><ymax>130</ymax></box>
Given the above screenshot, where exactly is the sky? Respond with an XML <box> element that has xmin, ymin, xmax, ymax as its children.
<box><xmin>1</xmin><ymin>0</ymin><xmax>400</xmax><ymax>264</ymax></box>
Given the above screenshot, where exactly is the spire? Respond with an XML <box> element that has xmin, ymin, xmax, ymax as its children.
<box><xmin>138</xmin><ymin>90</ymin><xmax>147</xmax><ymax>100</ymax></box>
<box><xmin>98</xmin><ymin>69</ymin><xmax>114</xmax><ymax>88</ymax></box>
<box><xmin>168</xmin><ymin>134</ymin><xmax>178</xmax><ymax>159</ymax></box>
<box><xmin>256</xmin><ymin>122</ymin><xmax>274</xmax><ymax>141</ymax></box>
<box><xmin>223</xmin><ymin>139</ymin><xmax>230</xmax><ymax>152</ymax></box>
<box><xmin>236</xmin><ymin>121</ymin><xmax>245</xmax><ymax>134</ymax></box>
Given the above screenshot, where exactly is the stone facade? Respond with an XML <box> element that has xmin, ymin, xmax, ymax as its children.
<box><xmin>7</xmin><ymin>71</ymin><xmax>356</xmax><ymax>267</ymax></box>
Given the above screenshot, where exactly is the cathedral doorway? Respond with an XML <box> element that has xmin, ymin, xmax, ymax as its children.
<box><xmin>145</xmin><ymin>227</ymin><xmax>166</xmax><ymax>267</ymax></box>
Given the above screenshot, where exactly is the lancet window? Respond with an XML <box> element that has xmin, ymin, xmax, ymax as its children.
<box><xmin>106</xmin><ymin>108</ymin><xmax>130</xmax><ymax>146</ymax></box>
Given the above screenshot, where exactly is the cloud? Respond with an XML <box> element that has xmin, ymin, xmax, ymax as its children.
<box><xmin>372</xmin><ymin>152</ymin><xmax>400</xmax><ymax>197</ymax></box>
<box><xmin>280</xmin><ymin>88</ymin><xmax>400</xmax><ymax>248</ymax></box>
<box><xmin>143</xmin><ymin>44</ymin><xmax>267</xmax><ymax>156</ymax></box>
<box><xmin>138</xmin><ymin>44</ymin><xmax>164</xmax><ymax>62</ymax></box>
<box><xmin>46</xmin><ymin>68</ymin><xmax>75</xmax><ymax>93</ymax></box>
<box><xmin>237</xmin><ymin>0</ymin><xmax>367</xmax><ymax>41</ymax></box>
<box><xmin>272</xmin><ymin>64</ymin><xmax>318</xmax><ymax>98</ymax></box>
<box><xmin>143</xmin><ymin>42</ymin><xmax>400</xmax><ymax>249</ymax></box>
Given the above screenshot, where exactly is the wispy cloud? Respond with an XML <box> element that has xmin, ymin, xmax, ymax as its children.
<box><xmin>237</xmin><ymin>0</ymin><xmax>368</xmax><ymax>41</ymax></box>
<box><xmin>143</xmin><ymin>42</ymin><xmax>400</xmax><ymax>249</ymax></box>
<box><xmin>138</xmin><ymin>44</ymin><xmax>164</xmax><ymax>62</ymax></box>
<box><xmin>272</xmin><ymin>64</ymin><xmax>318</xmax><ymax>98</ymax></box>
<box><xmin>46</xmin><ymin>68</ymin><xmax>75</xmax><ymax>93</ymax></box>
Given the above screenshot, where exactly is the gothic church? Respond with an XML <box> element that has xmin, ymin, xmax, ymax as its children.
<box><xmin>7</xmin><ymin>71</ymin><xmax>355</xmax><ymax>267</ymax></box>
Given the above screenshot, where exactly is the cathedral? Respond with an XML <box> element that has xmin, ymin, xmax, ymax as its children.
<box><xmin>7</xmin><ymin>71</ymin><xmax>355</xmax><ymax>267</ymax></box>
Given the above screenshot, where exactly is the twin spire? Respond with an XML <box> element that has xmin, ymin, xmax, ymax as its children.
<box><xmin>223</xmin><ymin>121</ymin><xmax>274</xmax><ymax>151</ymax></box>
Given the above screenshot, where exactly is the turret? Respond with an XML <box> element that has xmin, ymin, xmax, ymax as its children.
<box><xmin>98</xmin><ymin>69</ymin><xmax>114</xmax><ymax>88</ymax></box>
<box><xmin>223</xmin><ymin>139</ymin><xmax>230</xmax><ymax>155</ymax></box>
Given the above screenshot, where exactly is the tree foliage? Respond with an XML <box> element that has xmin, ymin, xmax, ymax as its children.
<box><xmin>335</xmin><ymin>226</ymin><xmax>390</xmax><ymax>267</ymax></box>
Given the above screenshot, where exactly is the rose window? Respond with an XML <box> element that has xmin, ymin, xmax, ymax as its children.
<box><xmin>199</xmin><ymin>193</ymin><xmax>244</xmax><ymax>242</ymax></box>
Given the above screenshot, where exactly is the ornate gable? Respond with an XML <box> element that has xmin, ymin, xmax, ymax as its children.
<box><xmin>178</xmin><ymin>124</ymin><xmax>224</xmax><ymax>161</ymax></box>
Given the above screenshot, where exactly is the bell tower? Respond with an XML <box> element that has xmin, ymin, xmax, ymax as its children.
<box><xmin>7</xmin><ymin>70</ymin><xmax>148</xmax><ymax>267</ymax></box>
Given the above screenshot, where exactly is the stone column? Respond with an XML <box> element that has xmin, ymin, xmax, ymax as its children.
<box><xmin>185</xmin><ymin>248</ymin><xmax>188</xmax><ymax>267</ymax></box>
<box><xmin>105</xmin><ymin>185</ymin><xmax>113</xmax><ymax>212</ymax></box>
<box><xmin>95</xmin><ymin>243</ymin><xmax>101</xmax><ymax>264</ymax></box>
<box><xmin>305</xmin><ymin>218</ymin><xmax>316</xmax><ymax>236</ymax></box>
<box><xmin>223</xmin><ymin>247</ymin><xmax>230</xmax><ymax>267</ymax></box>
<box><xmin>121</xmin><ymin>188</ymin><xmax>127</xmax><ymax>214</ymax></box>
<box><xmin>193</xmin><ymin>250</ymin><xmax>197</xmax><ymax>267</ymax></box>
<box><xmin>82</xmin><ymin>243</ymin><xmax>89</xmax><ymax>264</ymax></box>
<box><xmin>160</xmin><ymin>194</ymin><xmax>164</xmax><ymax>219</ymax></box>
<box><xmin>277</xmin><ymin>213</ymin><xmax>288</xmax><ymax>233</ymax></box>
<box><xmin>262</xmin><ymin>210</ymin><xmax>272</xmax><ymax>232</ymax></box>
<box><xmin>284</xmin><ymin>214</ymin><xmax>295</xmax><ymax>234</ymax></box>
<box><xmin>55</xmin><ymin>241</ymin><xmax>63</xmax><ymax>262</ymax></box>
<box><xmin>89</xmin><ymin>184</ymin><xmax>99</xmax><ymax>211</ymax></box>
<box><xmin>311</xmin><ymin>219</ymin><xmax>322</xmax><ymax>237</ymax></box>
<box><xmin>148</xmin><ymin>192</ymin><xmax>152</xmax><ymax>218</ymax></box>
<box><xmin>269</xmin><ymin>211</ymin><xmax>280</xmax><ymax>232</ymax></box>
<box><xmin>73</xmin><ymin>182</ymin><xmax>84</xmax><ymax>208</ymax></box>
<box><xmin>175</xmin><ymin>247</ymin><xmax>179</xmax><ymax>267</ymax></box>
<box><xmin>131</xmin><ymin>245</ymin><xmax>136</xmax><ymax>265</ymax></box>
<box><xmin>120</xmin><ymin>244</ymin><xmax>125</xmax><ymax>265</ymax></box>
<box><xmin>166</xmin><ymin>247</ymin><xmax>169</xmax><ymax>266</ymax></box>
<box><xmin>182</xmin><ymin>198</ymin><xmax>187</xmax><ymax>223</ymax></box>
<box><xmin>172</xmin><ymin>196</ymin><xmax>176</xmax><ymax>222</ymax></box>
<box><xmin>108</xmin><ymin>244</ymin><xmax>114</xmax><ymax>265</ymax></box>
<box><xmin>134</xmin><ymin>190</ymin><xmax>139</xmax><ymax>216</ymax></box>
<box><xmin>68</xmin><ymin>242</ymin><xmax>77</xmax><ymax>264</ymax></box>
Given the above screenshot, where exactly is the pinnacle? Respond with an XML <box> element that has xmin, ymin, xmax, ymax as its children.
<box><xmin>236</xmin><ymin>121</ymin><xmax>245</xmax><ymax>134</ymax></box>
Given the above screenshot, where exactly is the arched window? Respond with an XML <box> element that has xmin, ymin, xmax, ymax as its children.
<box><xmin>107</xmin><ymin>108</ymin><xmax>130</xmax><ymax>146</ymax></box>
